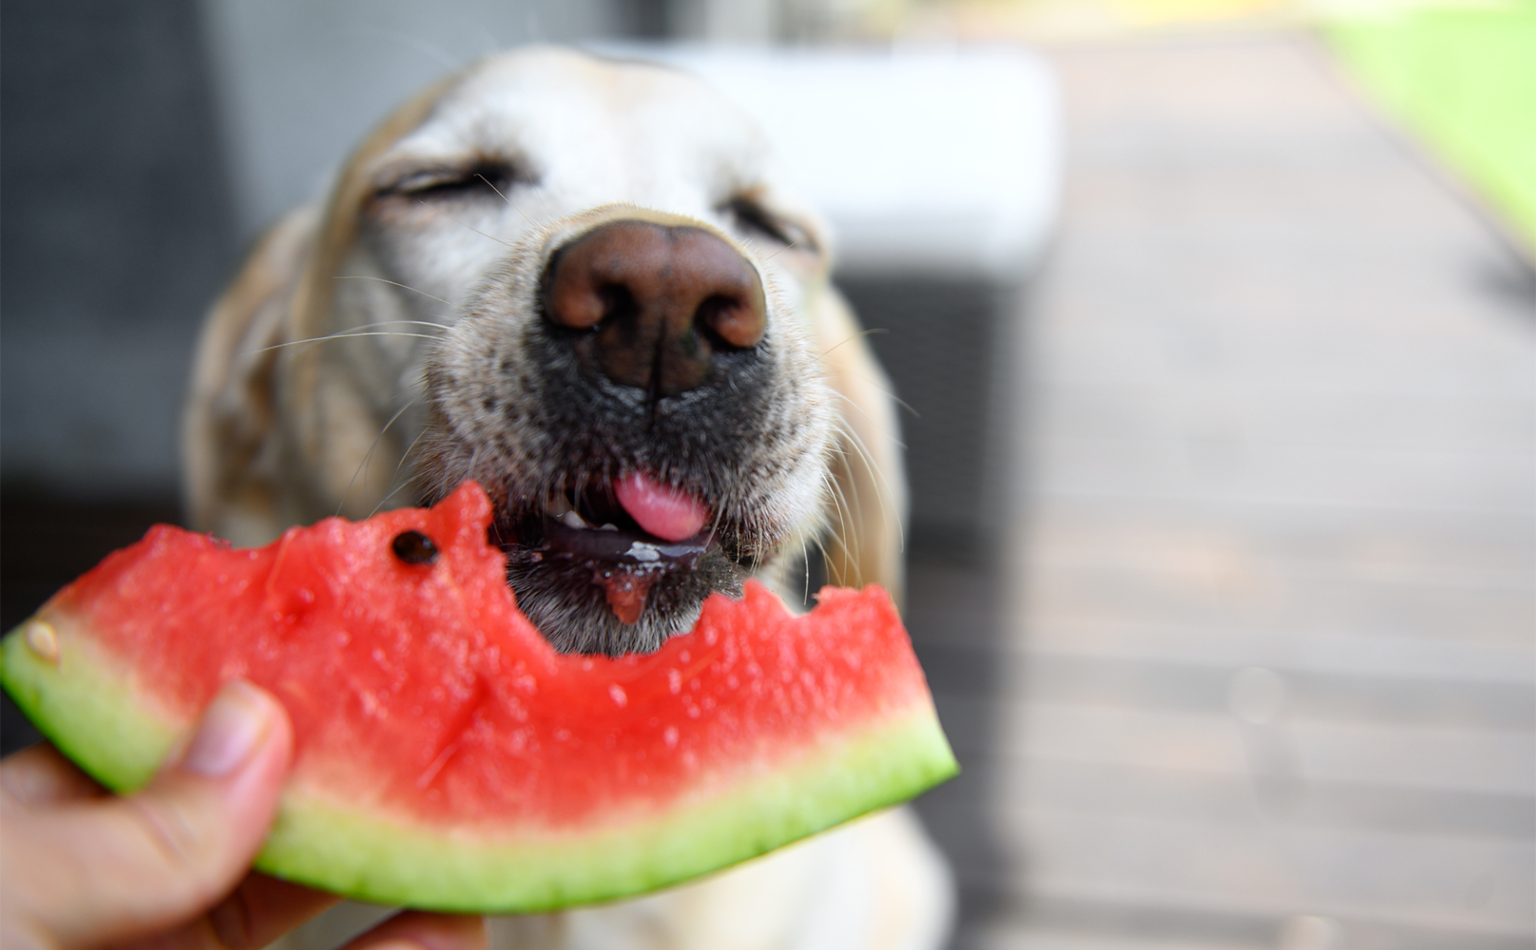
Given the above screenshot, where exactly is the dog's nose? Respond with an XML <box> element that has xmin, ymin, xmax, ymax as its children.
<box><xmin>543</xmin><ymin>220</ymin><xmax>767</xmax><ymax>397</ymax></box>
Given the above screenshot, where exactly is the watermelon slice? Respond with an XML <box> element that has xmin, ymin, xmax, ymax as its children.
<box><xmin>0</xmin><ymin>482</ymin><xmax>956</xmax><ymax>913</ymax></box>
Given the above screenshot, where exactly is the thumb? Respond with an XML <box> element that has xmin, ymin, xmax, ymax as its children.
<box><xmin>4</xmin><ymin>680</ymin><xmax>293</xmax><ymax>950</ymax></box>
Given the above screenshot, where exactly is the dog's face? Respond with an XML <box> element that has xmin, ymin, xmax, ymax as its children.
<box><xmin>186</xmin><ymin>47</ymin><xmax>904</xmax><ymax>656</ymax></box>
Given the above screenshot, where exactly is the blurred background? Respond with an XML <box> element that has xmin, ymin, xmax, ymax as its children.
<box><xmin>2</xmin><ymin>1</ymin><xmax>1532</xmax><ymax>948</ymax></box>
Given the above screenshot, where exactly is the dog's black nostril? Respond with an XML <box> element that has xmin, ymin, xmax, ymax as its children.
<box><xmin>542</xmin><ymin>220</ymin><xmax>767</xmax><ymax>397</ymax></box>
<box><xmin>596</xmin><ymin>283</ymin><xmax>640</xmax><ymax>328</ymax></box>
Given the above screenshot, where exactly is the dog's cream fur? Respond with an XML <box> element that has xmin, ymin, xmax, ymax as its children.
<box><xmin>185</xmin><ymin>47</ymin><xmax>950</xmax><ymax>950</ymax></box>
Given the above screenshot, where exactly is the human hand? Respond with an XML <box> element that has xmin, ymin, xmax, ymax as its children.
<box><xmin>1</xmin><ymin>680</ymin><xmax>486</xmax><ymax>950</ymax></box>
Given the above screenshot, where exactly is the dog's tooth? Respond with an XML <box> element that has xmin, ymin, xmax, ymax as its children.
<box><xmin>546</xmin><ymin>494</ymin><xmax>572</xmax><ymax>518</ymax></box>
<box><xmin>561</xmin><ymin>509</ymin><xmax>591</xmax><ymax>530</ymax></box>
<box><xmin>599</xmin><ymin>523</ymin><xmax>619</xmax><ymax>532</ymax></box>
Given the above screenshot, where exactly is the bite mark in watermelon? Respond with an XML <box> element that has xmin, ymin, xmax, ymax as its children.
<box><xmin>0</xmin><ymin>482</ymin><xmax>957</xmax><ymax>913</ymax></box>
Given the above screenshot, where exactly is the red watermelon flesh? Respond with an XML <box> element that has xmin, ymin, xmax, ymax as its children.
<box><xmin>0</xmin><ymin>481</ymin><xmax>956</xmax><ymax>912</ymax></box>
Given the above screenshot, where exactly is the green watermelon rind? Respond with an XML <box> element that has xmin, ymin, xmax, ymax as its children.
<box><xmin>264</xmin><ymin>708</ymin><xmax>953</xmax><ymax>911</ymax></box>
<box><xmin>1</xmin><ymin>614</ymin><xmax>958</xmax><ymax>913</ymax></box>
<box><xmin>2</xmin><ymin>619</ymin><xmax>179</xmax><ymax>793</ymax></box>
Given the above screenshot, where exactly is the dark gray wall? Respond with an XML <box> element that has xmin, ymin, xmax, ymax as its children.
<box><xmin>840</xmin><ymin>278</ymin><xmax>1022</xmax><ymax>556</ymax></box>
<box><xmin>2</xmin><ymin>0</ymin><xmax>240</xmax><ymax>498</ymax></box>
<box><xmin>200</xmin><ymin>0</ymin><xmax>629</xmax><ymax>241</ymax></box>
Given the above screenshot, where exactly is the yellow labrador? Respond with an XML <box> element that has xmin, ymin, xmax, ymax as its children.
<box><xmin>185</xmin><ymin>47</ymin><xmax>950</xmax><ymax>950</ymax></box>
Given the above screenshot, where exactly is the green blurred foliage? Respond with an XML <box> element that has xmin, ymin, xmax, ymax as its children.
<box><xmin>1328</xmin><ymin>2</ymin><xmax>1536</xmax><ymax>255</ymax></box>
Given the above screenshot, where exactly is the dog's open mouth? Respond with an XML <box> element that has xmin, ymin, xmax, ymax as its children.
<box><xmin>534</xmin><ymin>472</ymin><xmax>713</xmax><ymax>624</ymax></box>
<box><xmin>490</xmin><ymin>470</ymin><xmax>748</xmax><ymax>656</ymax></box>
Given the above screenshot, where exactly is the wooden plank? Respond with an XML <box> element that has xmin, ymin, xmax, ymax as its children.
<box><xmin>1015</xmin><ymin>654</ymin><xmax>1536</xmax><ymax>731</ymax></box>
<box><xmin>998</xmin><ymin>757</ymin><xmax>1534</xmax><ymax>839</ymax></box>
<box><xmin>1001</xmin><ymin>810</ymin><xmax>1535</xmax><ymax>936</ymax></box>
<box><xmin>1017</xmin><ymin>617</ymin><xmax>1535</xmax><ymax>684</ymax></box>
<box><xmin>995</xmin><ymin>702</ymin><xmax>1535</xmax><ymax>794</ymax></box>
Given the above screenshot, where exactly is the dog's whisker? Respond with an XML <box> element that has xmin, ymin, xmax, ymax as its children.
<box><xmin>464</xmin><ymin>446</ymin><xmax>483</xmax><ymax>493</ymax></box>
<box><xmin>829</xmin><ymin>388</ymin><xmax>914</xmax><ymax>440</ymax></box>
<box><xmin>809</xmin><ymin>530</ymin><xmax>836</xmax><ymax>596</ymax></box>
<box><xmin>820</xmin><ymin>327</ymin><xmax>888</xmax><ymax>359</ymax></box>
<box><xmin>333</xmin><ymin>275</ymin><xmax>455</xmax><ymax>309</ymax></box>
<box><xmin>345</xmin><ymin>319</ymin><xmax>451</xmax><ymax>332</ymax></box>
<box><xmin>365</xmin><ymin>480</ymin><xmax>419</xmax><ymax>519</ymax></box>
<box><xmin>761</xmin><ymin>237</ymin><xmax>803</xmax><ymax>261</ymax></box>
<box><xmin>337</xmin><ymin>398</ymin><xmax>420</xmax><ymax>518</ymax></box>
<box><xmin>382</xmin><ymin>422</ymin><xmax>434</xmax><ymax>508</ymax></box>
<box><xmin>821</xmin><ymin>365</ymin><xmax>916</xmax><ymax>421</ymax></box>
<box><xmin>326</xmin><ymin>319</ymin><xmax>452</xmax><ymax>339</ymax></box>
<box><xmin>706</xmin><ymin>493</ymin><xmax>728</xmax><ymax>543</ymax></box>
<box><xmin>473</xmin><ymin>24</ymin><xmax>501</xmax><ymax>60</ymax></box>
<box><xmin>258</xmin><ymin>330</ymin><xmax>441</xmax><ymax>353</ymax></box>
<box><xmin>417</xmin><ymin>200</ymin><xmax>515</xmax><ymax>249</ymax></box>
<box><xmin>798</xmin><ymin>535</ymin><xmax>812</xmax><ymax>604</ymax></box>
<box><xmin>820</xmin><ymin>466</ymin><xmax>856</xmax><ymax>584</ymax></box>
<box><xmin>832</xmin><ymin>417</ymin><xmax>906</xmax><ymax>556</ymax></box>
<box><xmin>339</xmin><ymin>25</ymin><xmax>459</xmax><ymax>71</ymax></box>
<box><xmin>835</xmin><ymin>469</ymin><xmax>866</xmax><ymax>581</ymax></box>
<box><xmin>815</xmin><ymin>472</ymin><xmax>844</xmax><ymax>556</ymax></box>
<box><xmin>476</xmin><ymin>173</ymin><xmax>539</xmax><ymax>230</ymax></box>
<box><xmin>836</xmin><ymin>415</ymin><xmax>903</xmax><ymax>523</ymax></box>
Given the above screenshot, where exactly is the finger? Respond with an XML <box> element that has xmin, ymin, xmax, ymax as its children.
<box><xmin>206</xmin><ymin>873</ymin><xmax>341</xmax><ymax>950</ymax></box>
<box><xmin>110</xmin><ymin>873</ymin><xmax>340</xmax><ymax>950</ymax></box>
<box><xmin>0</xmin><ymin>743</ymin><xmax>109</xmax><ymax>806</ymax></box>
<box><xmin>2</xmin><ymin>680</ymin><xmax>293</xmax><ymax>950</ymax></box>
<box><xmin>343</xmin><ymin>912</ymin><xmax>488</xmax><ymax>950</ymax></box>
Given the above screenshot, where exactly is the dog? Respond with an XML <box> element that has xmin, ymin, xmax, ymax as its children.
<box><xmin>184</xmin><ymin>47</ymin><xmax>951</xmax><ymax>950</ymax></box>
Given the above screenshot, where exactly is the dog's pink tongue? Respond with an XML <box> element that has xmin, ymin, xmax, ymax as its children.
<box><xmin>614</xmin><ymin>472</ymin><xmax>709</xmax><ymax>542</ymax></box>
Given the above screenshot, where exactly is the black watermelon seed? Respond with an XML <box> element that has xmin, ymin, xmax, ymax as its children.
<box><xmin>392</xmin><ymin>530</ymin><xmax>439</xmax><ymax>565</ymax></box>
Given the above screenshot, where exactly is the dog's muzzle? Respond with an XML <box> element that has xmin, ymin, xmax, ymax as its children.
<box><xmin>476</xmin><ymin>218</ymin><xmax>780</xmax><ymax>655</ymax></box>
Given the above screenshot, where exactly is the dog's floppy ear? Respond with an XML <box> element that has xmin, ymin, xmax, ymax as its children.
<box><xmin>814</xmin><ymin>288</ymin><xmax>908</xmax><ymax>605</ymax></box>
<box><xmin>182</xmin><ymin>77</ymin><xmax>454</xmax><ymax>544</ymax></box>
<box><xmin>182</xmin><ymin>204</ymin><xmax>317</xmax><ymax>543</ymax></box>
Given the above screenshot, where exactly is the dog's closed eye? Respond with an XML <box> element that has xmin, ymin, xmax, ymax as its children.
<box><xmin>377</xmin><ymin>159</ymin><xmax>530</xmax><ymax>203</ymax></box>
<box><xmin>723</xmin><ymin>195</ymin><xmax>816</xmax><ymax>254</ymax></box>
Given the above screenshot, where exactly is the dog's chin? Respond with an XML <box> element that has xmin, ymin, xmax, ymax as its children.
<box><xmin>494</xmin><ymin>510</ymin><xmax>751</xmax><ymax>656</ymax></box>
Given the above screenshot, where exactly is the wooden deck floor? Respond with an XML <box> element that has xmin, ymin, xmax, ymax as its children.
<box><xmin>903</xmin><ymin>29</ymin><xmax>1535</xmax><ymax>950</ymax></box>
